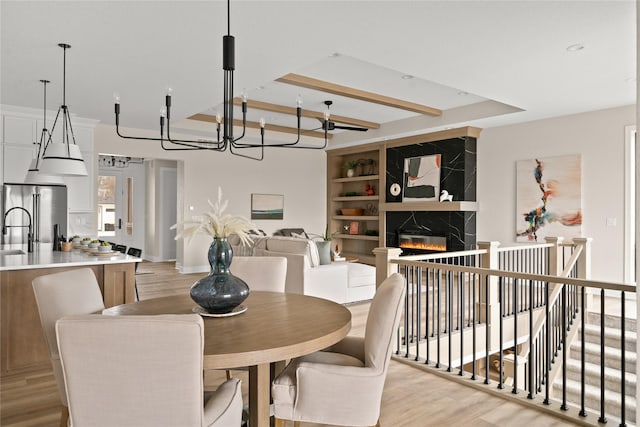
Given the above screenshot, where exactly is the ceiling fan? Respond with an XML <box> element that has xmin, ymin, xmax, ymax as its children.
<box><xmin>321</xmin><ymin>101</ymin><xmax>369</xmax><ymax>132</ymax></box>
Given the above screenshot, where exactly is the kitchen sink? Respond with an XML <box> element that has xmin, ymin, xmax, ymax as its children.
<box><xmin>0</xmin><ymin>249</ymin><xmax>26</xmax><ymax>255</ymax></box>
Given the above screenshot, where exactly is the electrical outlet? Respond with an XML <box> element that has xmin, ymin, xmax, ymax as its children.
<box><xmin>606</xmin><ymin>217</ymin><xmax>617</xmax><ymax>227</ymax></box>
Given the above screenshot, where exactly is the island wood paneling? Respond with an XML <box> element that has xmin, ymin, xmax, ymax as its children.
<box><xmin>0</xmin><ymin>262</ymin><xmax>135</xmax><ymax>376</ymax></box>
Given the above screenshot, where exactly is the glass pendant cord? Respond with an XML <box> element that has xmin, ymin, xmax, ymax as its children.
<box><xmin>113</xmin><ymin>0</ymin><xmax>329</xmax><ymax>161</ymax></box>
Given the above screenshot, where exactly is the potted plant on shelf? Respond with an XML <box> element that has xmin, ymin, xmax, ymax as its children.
<box><xmin>344</xmin><ymin>160</ymin><xmax>358</xmax><ymax>177</ymax></box>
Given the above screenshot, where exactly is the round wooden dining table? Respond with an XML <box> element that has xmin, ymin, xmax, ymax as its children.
<box><xmin>102</xmin><ymin>291</ymin><xmax>352</xmax><ymax>427</ymax></box>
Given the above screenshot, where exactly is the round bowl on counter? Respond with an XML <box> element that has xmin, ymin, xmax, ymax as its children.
<box><xmin>98</xmin><ymin>244</ymin><xmax>112</xmax><ymax>252</ymax></box>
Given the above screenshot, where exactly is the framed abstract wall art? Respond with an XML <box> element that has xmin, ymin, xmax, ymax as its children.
<box><xmin>516</xmin><ymin>155</ymin><xmax>582</xmax><ymax>242</ymax></box>
<box><xmin>251</xmin><ymin>193</ymin><xmax>284</xmax><ymax>220</ymax></box>
<box><xmin>402</xmin><ymin>154</ymin><xmax>441</xmax><ymax>202</ymax></box>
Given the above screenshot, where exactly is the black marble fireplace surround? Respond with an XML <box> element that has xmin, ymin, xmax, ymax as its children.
<box><xmin>386</xmin><ymin>136</ymin><xmax>477</xmax><ymax>252</ymax></box>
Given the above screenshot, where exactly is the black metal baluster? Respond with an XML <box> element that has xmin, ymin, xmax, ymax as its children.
<box><xmin>512</xmin><ymin>278</ymin><xmax>518</xmax><ymax>394</ymax></box>
<box><xmin>528</xmin><ymin>279</ymin><xmax>535</xmax><ymax>399</ymax></box>
<box><xmin>561</xmin><ymin>284</ymin><xmax>568</xmax><ymax>411</ymax></box>
<box><xmin>471</xmin><ymin>272</ymin><xmax>477</xmax><ymax>380</ymax></box>
<box><xmin>431</xmin><ymin>268</ymin><xmax>435</xmax><ymax>338</ymax></box>
<box><xmin>404</xmin><ymin>266</ymin><xmax>410</xmax><ymax>358</ymax></box>
<box><xmin>459</xmin><ymin>271</ymin><xmax>464</xmax><ymax>376</ymax></box>
<box><xmin>410</xmin><ymin>266</ymin><xmax>415</xmax><ymax>344</ymax></box>
<box><xmin>425</xmin><ymin>267</ymin><xmax>431</xmax><ymax>365</ymax></box>
<box><xmin>436</xmin><ymin>267</ymin><xmax>441</xmax><ymax>368</ymax></box>
<box><xmin>543</xmin><ymin>281</ymin><xmax>551</xmax><ymax>405</ymax></box>
<box><xmin>467</xmin><ymin>257</ymin><xmax>472</xmax><ymax>327</ymax></box>
<box><xmin>579</xmin><ymin>286</ymin><xmax>586</xmax><ymax>417</ymax></box>
<box><xmin>598</xmin><ymin>288</ymin><xmax>607</xmax><ymax>423</ymax></box>
<box><xmin>484</xmin><ymin>274</ymin><xmax>491</xmax><ymax>385</ymax></box>
<box><xmin>620</xmin><ymin>291</ymin><xmax>626</xmax><ymax>427</ymax></box>
<box><xmin>498</xmin><ymin>276</ymin><xmax>504</xmax><ymax>390</ymax></box>
<box><xmin>448</xmin><ymin>270</ymin><xmax>453</xmax><ymax>372</ymax></box>
<box><xmin>415</xmin><ymin>266</ymin><xmax>421</xmax><ymax>362</ymax></box>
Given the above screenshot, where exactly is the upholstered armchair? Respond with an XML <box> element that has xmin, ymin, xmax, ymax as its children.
<box><xmin>56</xmin><ymin>314</ymin><xmax>243</xmax><ymax>427</ymax></box>
<box><xmin>271</xmin><ymin>273</ymin><xmax>405</xmax><ymax>427</ymax></box>
<box><xmin>32</xmin><ymin>268</ymin><xmax>106</xmax><ymax>427</ymax></box>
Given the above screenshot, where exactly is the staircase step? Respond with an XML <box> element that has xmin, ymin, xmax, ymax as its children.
<box><xmin>564</xmin><ymin>358</ymin><xmax>636</xmax><ymax>396</ymax></box>
<box><xmin>581</xmin><ymin>323</ymin><xmax>637</xmax><ymax>352</ymax></box>
<box><xmin>553</xmin><ymin>377</ymin><xmax>636</xmax><ymax>423</ymax></box>
<box><xmin>587</xmin><ymin>311</ymin><xmax>636</xmax><ymax>331</ymax></box>
<box><xmin>569</xmin><ymin>341</ymin><xmax>637</xmax><ymax>374</ymax></box>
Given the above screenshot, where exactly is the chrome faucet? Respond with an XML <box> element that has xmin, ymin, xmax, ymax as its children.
<box><xmin>2</xmin><ymin>207</ymin><xmax>33</xmax><ymax>252</ymax></box>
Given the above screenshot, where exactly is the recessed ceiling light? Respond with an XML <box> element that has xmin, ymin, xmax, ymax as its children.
<box><xmin>566</xmin><ymin>44</ymin><xmax>585</xmax><ymax>52</ymax></box>
<box><xmin>457</xmin><ymin>91</ymin><xmax>469</xmax><ymax>96</ymax></box>
<box><xmin>401</xmin><ymin>75</ymin><xmax>413</xmax><ymax>80</ymax></box>
<box><xmin>330</xmin><ymin>52</ymin><xmax>340</xmax><ymax>58</ymax></box>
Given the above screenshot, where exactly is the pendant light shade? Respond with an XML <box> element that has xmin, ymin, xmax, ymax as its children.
<box><xmin>40</xmin><ymin>142</ymin><xmax>87</xmax><ymax>176</ymax></box>
<box><xmin>39</xmin><ymin>43</ymin><xmax>88</xmax><ymax>177</ymax></box>
<box><xmin>24</xmin><ymin>157</ymin><xmax>66</xmax><ymax>184</ymax></box>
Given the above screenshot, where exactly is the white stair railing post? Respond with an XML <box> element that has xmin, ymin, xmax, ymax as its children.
<box><xmin>477</xmin><ymin>241</ymin><xmax>501</xmax><ymax>348</ymax></box>
<box><xmin>373</xmin><ymin>247</ymin><xmax>403</xmax><ymax>288</ymax></box>
<box><xmin>544</xmin><ymin>236</ymin><xmax>564</xmax><ymax>276</ymax></box>
<box><xmin>572</xmin><ymin>237</ymin><xmax>592</xmax><ymax>280</ymax></box>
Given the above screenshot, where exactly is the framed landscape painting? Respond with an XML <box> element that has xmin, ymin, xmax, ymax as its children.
<box><xmin>251</xmin><ymin>193</ymin><xmax>284</xmax><ymax>220</ymax></box>
<box><xmin>516</xmin><ymin>155</ymin><xmax>582</xmax><ymax>242</ymax></box>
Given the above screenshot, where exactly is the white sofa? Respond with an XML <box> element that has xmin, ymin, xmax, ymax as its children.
<box><xmin>231</xmin><ymin>235</ymin><xmax>376</xmax><ymax>304</ymax></box>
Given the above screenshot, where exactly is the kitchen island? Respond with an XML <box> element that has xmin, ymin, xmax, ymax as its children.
<box><xmin>0</xmin><ymin>244</ymin><xmax>141</xmax><ymax>376</ymax></box>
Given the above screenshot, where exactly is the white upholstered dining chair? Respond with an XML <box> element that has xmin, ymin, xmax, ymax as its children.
<box><xmin>230</xmin><ymin>256</ymin><xmax>287</xmax><ymax>292</ymax></box>
<box><xmin>226</xmin><ymin>256</ymin><xmax>287</xmax><ymax>381</ymax></box>
<box><xmin>32</xmin><ymin>268</ymin><xmax>106</xmax><ymax>427</ymax></box>
<box><xmin>56</xmin><ymin>314</ymin><xmax>243</xmax><ymax>427</ymax></box>
<box><xmin>271</xmin><ymin>273</ymin><xmax>406</xmax><ymax>427</ymax></box>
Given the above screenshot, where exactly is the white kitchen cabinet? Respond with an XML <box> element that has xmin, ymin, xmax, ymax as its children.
<box><xmin>2</xmin><ymin>144</ymin><xmax>36</xmax><ymax>184</ymax></box>
<box><xmin>3</xmin><ymin>115</ymin><xmax>36</xmax><ymax>145</ymax></box>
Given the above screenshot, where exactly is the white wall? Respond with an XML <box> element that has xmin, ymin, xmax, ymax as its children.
<box><xmin>94</xmin><ymin>124</ymin><xmax>327</xmax><ymax>273</ymax></box>
<box><xmin>478</xmin><ymin>105</ymin><xmax>636</xmax><ymax>282</ymax></box>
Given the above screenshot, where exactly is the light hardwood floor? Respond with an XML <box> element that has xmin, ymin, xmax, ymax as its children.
<box><xmin>1</xmin><ymin>261</ymin><xmax>580</xmax><ymax>427</ymax></box>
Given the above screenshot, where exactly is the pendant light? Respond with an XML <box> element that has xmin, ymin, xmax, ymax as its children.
<box><xmin>40</xmin><ymin>43</ymin><xmax>88</xmax><ymax>176</ymax></box>
<box><xmin>24</xmin><ymin>79</ymin><xmax>66</xmax><ymax>185</ymax></box>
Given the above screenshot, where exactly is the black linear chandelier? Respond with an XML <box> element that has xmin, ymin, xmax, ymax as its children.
<box><xmin>114</xmin><ymin>0</ymin><xmax>329</xmax><ymax>161</ymax></box>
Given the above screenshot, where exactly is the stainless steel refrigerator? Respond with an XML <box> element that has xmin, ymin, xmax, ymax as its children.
<box><xmin>1</xmin><ymin>183</ymin><xmax>67</xmax><ymax>245</ymax></box>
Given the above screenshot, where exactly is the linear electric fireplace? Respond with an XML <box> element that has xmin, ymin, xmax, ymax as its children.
<box><xmin>397</xmin><ymin>231</ymin><xmax>447</xmax><ymax>255</ymax></box>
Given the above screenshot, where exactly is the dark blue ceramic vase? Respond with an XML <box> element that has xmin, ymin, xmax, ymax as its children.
<box><xmin>190</xmin><ymin>237</ymin><xmax>249</xmax><ymax>314</ymax></box>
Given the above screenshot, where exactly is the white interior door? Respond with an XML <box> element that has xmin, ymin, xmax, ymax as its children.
<box><xmin>97</xmin><ymin>170</ymin><xmax>132</xmax><ymax>247</ymax></box>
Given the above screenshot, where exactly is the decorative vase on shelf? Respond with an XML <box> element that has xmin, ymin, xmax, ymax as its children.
<box><xmin>315</xmin><ymin>240</ymin><xmax>332</xmax><ymax>265</ymax></box>
<box><xmin>190</xmin><ymin>237</ymin><xmax>250</xmax><ymax>314</ymax></box>
<box><xmin>347</xmin><ymin>168</ymin><xmax>355</xmax><ymax>178</ymax></box>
